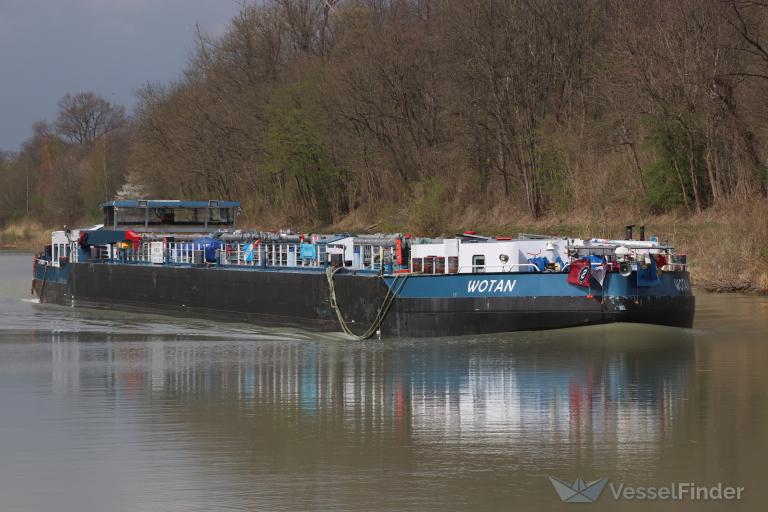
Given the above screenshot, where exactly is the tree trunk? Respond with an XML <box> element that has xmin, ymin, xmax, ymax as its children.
<box><xmin>672</xmin><ymin>159</ymin><xmax>691</xmax><ymax>212</ymax></box>
<box><xmin>704</xmin><ymin>143</ymin><xmax>720</xmax><ymax>203</ymax></box>
<box><xmin>687</xmin><ymin>136</ymin><xmax>702</xmax><ymax>213</ymax></box>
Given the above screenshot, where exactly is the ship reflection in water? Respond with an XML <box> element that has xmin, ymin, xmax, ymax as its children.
<box><xmin>50</xmin><ymin>327</ymin><xmax>692</xmax><ymax>445</ymax></box>
<box><xmin>40</xmin><ymin>324</ymin><xmax>702</xmax><ymax>510</ymax></box>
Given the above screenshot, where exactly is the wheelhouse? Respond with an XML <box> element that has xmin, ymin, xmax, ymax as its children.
<box><xmin>101</xmin><ymin>199</ymin><xmax>240</xmax><ymax>233</ymax></box>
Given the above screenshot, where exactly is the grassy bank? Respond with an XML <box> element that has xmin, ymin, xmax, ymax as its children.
<box><xmin>0</xmin><ymin>220</ymin><xmax>50</xmax><ymax>251</ymax></box>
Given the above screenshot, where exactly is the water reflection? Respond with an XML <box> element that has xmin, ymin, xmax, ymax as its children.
<box><xmin>47</xmin><ymin>326</ymin><xmax>694</xmax><ymax>462</ymax></box>
<box><xmin>18</xmin><ymin>344</ymin><xmax>768</xmax><ymax>505</ymax></box>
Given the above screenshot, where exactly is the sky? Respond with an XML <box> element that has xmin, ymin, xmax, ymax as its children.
<box><xmin>0</xmin><ymin>0</ymin><xmax>244</xmax><ymax>152</ymax></box>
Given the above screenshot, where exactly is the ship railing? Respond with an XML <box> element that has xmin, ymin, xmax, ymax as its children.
<box><xmin>128</xmin><ymin>243</ymin><xmax>151</xmax><ymax>262</ymax></box>
<box><xmin>358</xmin><ymin>244</ymin><xmax>396</xmax><ymax>271</ymax></box>
<box><xmin>99</xmin><ymin>240</ymin><xmax>397</xmax><ymax>270</ymax></box>
<box><xmin>69</xmin><ymin>242</ymin><xmax>79</xmax><ymax>263</ymax></box>
<box><xmin>219</xmin><ymin>242</ymin><xmax>396</xmax><ymax>271</ymax></box>
<box><xmin>166</xmin><ymin>243</ymin><xmax>205</xmax><ymax>264</ymax></box>
<box><xmin>220</xmin><ymin>242</ymin><xmax>311</xmax><ymax>268</ymax></box>
<box><xmin>104</xmin><ymin>242</ymin><xmax>203</xmax><ymax>264</ymax></box>
<box><xmin>408</xmin><ymin>263</ymin><xmax>538</xmax><ymax>275</ymax></box>
<box><xmin>455</xmin><ymin>263</ymin><xmax>543</xmax><ymax>274</ymax></box>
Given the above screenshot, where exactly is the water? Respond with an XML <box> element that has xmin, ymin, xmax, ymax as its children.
<box><xmin>0</xmin><ymin>251</ymin><xmax>766</xmax><ymax>511</ymax></box>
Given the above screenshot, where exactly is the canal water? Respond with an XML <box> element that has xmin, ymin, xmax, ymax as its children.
<box><xmin>0</xmin><ymin>251</ymin><xmax>766</xmax><ymax>511</ymax></box>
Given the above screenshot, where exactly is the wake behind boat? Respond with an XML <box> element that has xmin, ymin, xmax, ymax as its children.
<box><xmin>32</xmin><ymin>200</ymin><xmax>694</xmax><ymax>338</ymax></box>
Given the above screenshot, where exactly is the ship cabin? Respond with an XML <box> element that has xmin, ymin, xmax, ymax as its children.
<box><xmin>406</xmin><ymin>233</ymin><xmax>684</xmax><ymax>275</ymax></box>
<box><xmin>409</xmin><ymin>234</ymin><xmax>571</xmax><ymax>274</ymax></box>
<box><xmin>101</xmin><ymin>199</ymin><xmax>240</xmax><ymax>233</ymax></box>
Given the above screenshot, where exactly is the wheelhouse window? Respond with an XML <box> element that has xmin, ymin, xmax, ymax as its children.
<box><xmin>472</xmin><ymin>254</ymin><xmax>485</xmax><ymax>273</ymax></box>
<box><xmin>208</xmin><ymin>207</ymin><xmax>233</xmax><ymax>225</ymax></box>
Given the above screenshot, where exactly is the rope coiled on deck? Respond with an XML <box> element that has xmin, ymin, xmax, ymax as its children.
<box><xmin>325</xmin><ymin>266</ymin><xmax>408</xmax><ymax>340</ymax></box>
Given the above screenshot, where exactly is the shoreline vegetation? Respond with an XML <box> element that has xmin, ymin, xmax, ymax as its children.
<box><xmin>2</xmin><ymin>1</ymin><xmax>768</xmax><ymax>294</ymax></box>
<box><xmin>0</xmin><ymin>220</ymin><xmax>49</xmax><ymax>253</ymax></box>
<box><xmin>3</xmin><ymin>200</ymin><xmax>767</xmax><ymax>294</ymax></box>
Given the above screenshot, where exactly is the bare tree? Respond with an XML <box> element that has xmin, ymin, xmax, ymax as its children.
<box><xmin>55</xmin><ymin>92</ymin><xmax>127</xmax><ymax>146</ymax></box>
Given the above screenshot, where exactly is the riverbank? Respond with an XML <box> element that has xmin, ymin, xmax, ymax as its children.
<box><xmin>0</xmin><ymin>220</ymin><xmax>49</xmax><ymax>252</ymax></box>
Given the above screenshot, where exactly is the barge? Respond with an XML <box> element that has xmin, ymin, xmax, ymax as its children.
<box><xmin>32</xmin><ymin>200</ymin><xmax>694</xmax><ymax>338</ymax></box>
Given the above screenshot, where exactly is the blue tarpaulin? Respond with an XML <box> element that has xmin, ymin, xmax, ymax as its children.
<box><xmin>175</xmin><ymin>236</ymin><xmax>224</xmax><ymax>263</ymax></box>
<box><xmin>244</xmin><ymin>243</ymin><xmax>255</xmax><ymax>262</ymax></box>
<box><xmin>527</xmin><ymin>255</ymin><xmax>567</xmax><ymax>272</ymax></box>
<box><xmin>527</xmin><ymin>256</ymin><xmax>549</xmax><ymax>271</ymax></box>
<box><xmin>300</xmin><ymin>243</ymin><xmax>317</xmax><ymax>260</ymax></box>
<box><xmin>637</xmin><ymin>258</ymin><xmax>659</xmax><ymax>287</ymax></box>
<box><xmin>195</xmin><ymin>237</ymin><xmax>224</xmax><ymax>262</ymax></box>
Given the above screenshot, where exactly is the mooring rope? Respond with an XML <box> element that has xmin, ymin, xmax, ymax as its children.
<box><xmin>325</xmin><ymin>266</ymin><xmax>408</xmax><ymax>340</ymax></box>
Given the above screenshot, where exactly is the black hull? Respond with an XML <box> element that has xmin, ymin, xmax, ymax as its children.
<box><xmin>34</xmin><ymin>262</ymin><xmax>694</xmax><ymax>338</ymax></box>
<box><xmin>383</xmin><ymin>295</ymin><xmax>694</xmax><ymax>337</ymax></box>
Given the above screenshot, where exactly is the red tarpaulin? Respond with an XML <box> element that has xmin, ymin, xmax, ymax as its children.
<box><xmin>125</xmin><ymin>230</ymin><xmax>142</xmax><ymax>249</ymax></box>
<box><xmin>568</xmin><ymin>259</ymin><xmax>591</xmax><ymax>287</ymax></box>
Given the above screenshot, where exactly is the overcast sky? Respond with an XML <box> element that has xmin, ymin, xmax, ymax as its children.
<box><xmin>0</xmin><ymin>0</ymin><xmax>244</xmax><ymax>152</ymax></box>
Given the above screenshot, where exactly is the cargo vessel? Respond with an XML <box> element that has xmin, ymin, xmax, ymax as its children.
<box><xmin>32</xmin><ymin>200</ymin><xmax>694</xmax><ymax>338</ymax></box>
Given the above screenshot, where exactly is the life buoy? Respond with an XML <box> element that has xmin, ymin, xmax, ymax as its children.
<box><xmin>395</xmin><ymin>238</ymin><xmax>403</xmax><ymax>266</ymax></box>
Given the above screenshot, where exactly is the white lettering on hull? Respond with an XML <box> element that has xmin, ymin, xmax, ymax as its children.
<box><xmin>467</xmin><ymin>279</ymin><xmax>516</xmax><ymax>294</ymax></box>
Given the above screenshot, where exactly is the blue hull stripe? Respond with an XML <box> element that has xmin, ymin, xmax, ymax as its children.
<box><xmin>383</xmin><ymin>272</ymin><xmax>692</xmax><ymax>299</ymax></box>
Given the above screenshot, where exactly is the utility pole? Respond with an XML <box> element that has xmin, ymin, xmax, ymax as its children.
<box><xmin>25</xmin><ymin>159</ymin><xmax>30</xmax><ymax>217</ymax></box>
<box><xmin>103</xmin><ymin>134</ymin><xmax>108</xmax><ymax>202</ymax></box>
